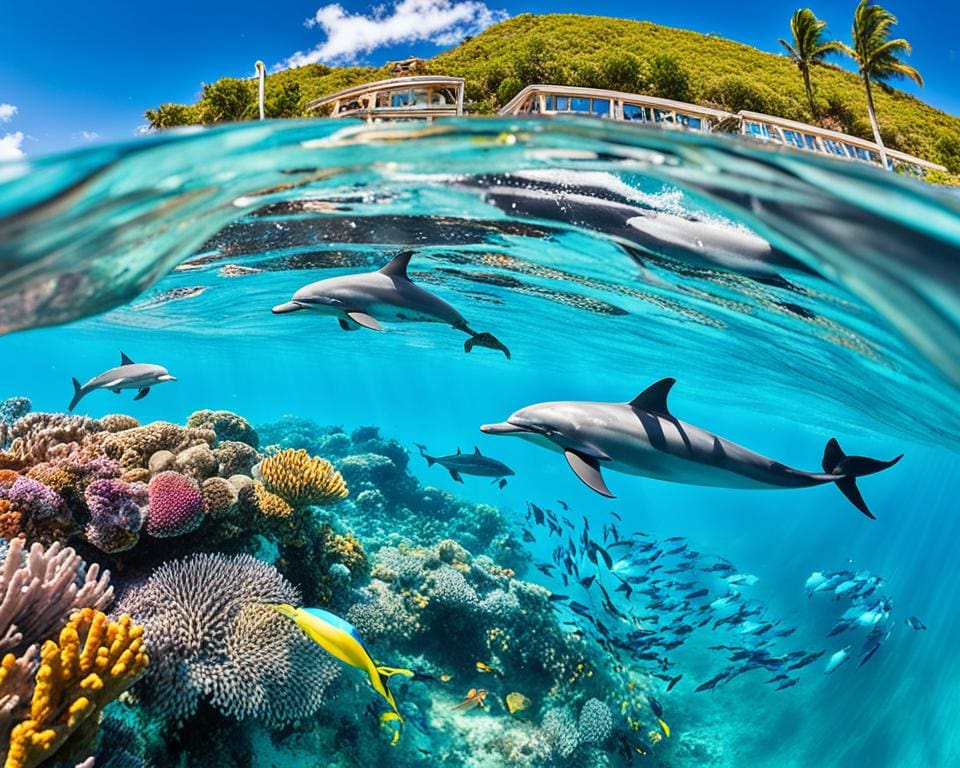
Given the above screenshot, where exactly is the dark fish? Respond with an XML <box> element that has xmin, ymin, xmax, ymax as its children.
<box><xmin>858</xmin><ymin>643</ymin><xmax>881</xmax><ymax>668</ymax></box>
<box><xmin>666</xmin><ymin>546</ymin><xmax>687</xmax><ymax>555</ymax></box>
<box><xmin>580</xmin><ymin>575</ymin><xmax>596</xmax><ymax>589</ymax></box>
<box><xmin>557</xmin><ymin>499</ymin><xmax>569</xmax><ymax>510</ymax></box>
<box><xmin>665</xmin><ymin>536</ymin><xmax>686</xmax><ymax>542</ymax></box>
<box><xmin>666</xmin><ymin>674</ymin><xmax>683</xmax><ymax>692</ymax></box>
<box><xmin>766</xmin><ymin>674</ymin><xmax>788</xmax><ymax>683</ymax></box>
<box><xmin>614</xmin><ymin>579</ymin><xmax>633</xmax><ymax>600</ymax></box>
<box><xmin>773</xmin><ymin>627</ymin><xmax>797</xmax><ymax>638</ymax></box>
<box><xmin>905</xmin><ymin>616</ymin><xmax>927</xmax><ymax>631</ymax></box>
<box><xmin>611</xmin><ymin>511</ymin><xmax>623</xmax><ymax>522</ymax></box>
<box><xmin>529</xmin><ymin>503</ymin><xmax>545</xmax><ymax>526</ymax></box>
<box><xmin>685</xmin><ymin>589</ymin><xmax>708</xmax><ymax>600</ymax></box>
<box><xmin>548</xmin><ymin>520</ymin><xmax>563</xmax><ymax>537</ymax></box>
<box><xmin>548</xmin><ymin>593</ymin><xmax>570</xmax><ymax>602</ymax></box>
<box><xmin>562</xmin><ymin>516</ymin><xmax>575</xmax><ymax>529</ymax></box>
<box><xmin>776</xmin><ymin>678</ymin><xmax>799</xmax><ymax>691</ymax></box>
<box><xmin>522</xmin><ymin>529</ymin><xmax>536</xmax><ymax>543</ymax></box>
<box><xmin>569</xmin><ymin>601</ymin><xmax>592</xmax><ymax>616</ymax></box>
<box><xmin>590</xmin><ymin>541</ymin><xmax>614</xmax><ymax>570</ymax></box>
<box><xmin>786</xmin><ymin>650</ymin><xmax>825</xmax><ymax>670</ymax></box>
<box><xmin>534</xmin><ymin>563</ymin><xmax>555</xmax><ymax>576</ymax></box>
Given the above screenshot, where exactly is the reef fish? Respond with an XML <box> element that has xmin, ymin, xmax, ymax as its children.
<box><xmin>272</xmin><ymin>250</ymin><xmax>510</xmax><ymax>357</ymax></box>
<box><xmin>452</xmin><ymin>688</ymin><xmax>488</xmax><ymax>711</ymax></box>
<box><xmin>416</xmin><ymin>444</ymin><xmax>514</xmax><ymax>485</ymax></box>
<box><xmin>274</xmin><ymin>604</ymin><xmax>412</xmax><ymax>744</ymax></box>
<box><xmin>480</xmin><ymin>378</ymin><xmax>902</xmax><ymax>517</ymax></box>
<box><xmin>505</xmin><ymin>691</ymin><xmax>531</xmax><ymax>715</ymax></box>
<box><xmin>69</xmin><ymin>351</ymin><xmax>176</xmax><ymax>411</ymax></box>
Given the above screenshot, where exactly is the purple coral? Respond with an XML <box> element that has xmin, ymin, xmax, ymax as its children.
<box><xmin>115</xmin><ymin>553</ymin><xmax>339</xmax><ymax>725</ymax></box>
<box><xmin>145</xmin><ymin>471</ymin><xmax>203</xmax><ymax>538</ymax></box>
<box><xmin>0</xmin><ymin>476</ymin><xmax>67</xmax><ymax>524</ymax></box>
<box><xmin>84</xmin><ymin>479</ymin><xmax>148</xmax><ymax>553</ymax></box>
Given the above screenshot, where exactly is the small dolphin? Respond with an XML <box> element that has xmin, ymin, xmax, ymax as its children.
<box><xmin>480</xmin><ymin>378</ymin><xmax>902</xmax><ymax>518</ymax></box>
<box><xmin>824</xmin><ymin>646</ymin><xmax>852</xmax><ymax>674</ymax></box>
<box><xmin>415</xmin><ymin>443</ymin><xmax>514</xmax><ymax>487</ymax></box>
<box><xmin>69</xmin><ymin>352</ymin><xmax>176</xmax><ymax>411</ymax></box>
<box><xmin>905</xmin><ymin>616</ymin><xmax>927</xmax><ymax>631</ymax></box>
<box><xmin>272</xmin><ymin>251</ymin><xmax>510</xmax><ymax>357</ymax></box>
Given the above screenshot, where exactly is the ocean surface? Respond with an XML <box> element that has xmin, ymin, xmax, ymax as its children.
<box><xmin>1</xmin><ymin>116</ymin><xmax>959</xmax><ymax>768</ymax></box>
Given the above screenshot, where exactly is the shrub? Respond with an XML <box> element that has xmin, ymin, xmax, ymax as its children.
<box><xmin>648</xmin><ymin>54</ymin><xmax>692</xmax><ymax>102</ymax></box>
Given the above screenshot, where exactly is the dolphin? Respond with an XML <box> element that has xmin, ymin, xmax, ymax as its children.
<box><xmin>480</xmin><ymin>378</ymin><xmax>902</xmax><ymax>518</ymax></box>
<box><xmin>272</xmin><ymin>251</ymin><xmax>510</xmax><ymax>357</ymax></box>
<box><xmin>415</xmin><ymin>443</ymin><xmax>515</xmax><ymax>487</ymax></box>
<box><xmin>69</xmin><ymin>352</ymin><xmax>176</xmax><ymax>411</ymax></box>
<box><xmin>824</xmin><ymin>645</ymin><xmax>852</xmax><ymax>674</ymax></box>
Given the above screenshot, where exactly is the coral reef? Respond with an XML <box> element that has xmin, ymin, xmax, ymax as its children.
<box><xmin>185</xmin><ymin>410</ymin><xmax>259</xmax><ymax>449</ymax></box>
<box><xmin>84</xmin><ymin>479</ymin><xmax>147</xmax><ymax>554</ymax></box>
<box><xmin>115</xmin><ymin>553</ymin><xmax>340</xmax><ymax>726</ymax></box>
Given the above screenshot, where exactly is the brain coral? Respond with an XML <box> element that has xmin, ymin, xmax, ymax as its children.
<box><xmin>114</xmin><ymin>553</ymin><xmax>339</xmax><ymax>726</ymax></box>
<box><xmin>84</xmin><ymin>479</ymin><xmax>148</xmax><ymax>553</ymax></box>
<box><xmin>145</xmin><ymin>472</ymin><xmax>203</xmax><ymax>538</ymax></box>
<box><xmin>259</xmin><ymin>449</ymin><xmax>348</xmax><ymax>508</ymax></box>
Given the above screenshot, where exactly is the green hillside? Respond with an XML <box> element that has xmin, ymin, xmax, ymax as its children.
<box><xmin>147</xmin><ymin>13</ymin><xmax>960</xmax><ymax>178</ymax></box>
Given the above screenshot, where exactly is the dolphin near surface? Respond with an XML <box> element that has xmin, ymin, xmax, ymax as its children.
<box><xmin>69</xmin><ymin>352</ymin><xmax>176</xmax><ymax>411</ymax></box>
<box><xmin>480</xmin><ymin>378</ymin><xmax>902</xmax><ymax>518</ymax></box>
<box><xmin>272</xmin><ymin>251</ymin><xmax>510</xmax><ymax>358</ymax></box>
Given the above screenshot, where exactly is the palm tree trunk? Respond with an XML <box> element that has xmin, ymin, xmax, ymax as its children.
<box><xmin>802</xmin><ymin>66</ymin><xmax>816</xmax><ymax>119</ymax></box>
<box><xmin>862</xmin><ymin>74</ymin><xmax>889</xmax><ymax>170</ymax></box>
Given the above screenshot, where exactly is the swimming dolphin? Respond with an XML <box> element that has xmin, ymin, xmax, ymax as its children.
<box><xmin>824</xmin><ymin>645</ymin><xmax>852</xmax><ymax>674</ymax></box>
<box><xmin>480</xmin><ymin>378</ymin><xmax>902</xmax><ymax>518</ymax></box>
<box><xmin>69</xmin><ymin>352</ymin><xmax>176</xmax><ymax>411</ymax></box>
<box><xmin>272</xmin><ymin>251</ymin><xmax>510</xmax><ymax>357</ymax></box>
<box><xmin>415</xmin><ymin>443</ymin><xmax>515</xmax><ymax>487</ymax></box>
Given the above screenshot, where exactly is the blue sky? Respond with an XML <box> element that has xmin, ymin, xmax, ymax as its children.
<box><xmin>1</xmin><ymin>0</ymin><xmax>956</xmax><ymax>158</ymax></box>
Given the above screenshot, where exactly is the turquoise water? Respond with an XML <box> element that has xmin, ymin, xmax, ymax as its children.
<box><xmin>1</xmin><ymin>117</ymin><xmax>959</xmax><ymax>767</ymax></box>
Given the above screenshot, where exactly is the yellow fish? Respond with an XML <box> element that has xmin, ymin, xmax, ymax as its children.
<box><xmin>505</xmin><ymin>691</ymin><xmax>531</xmax><ymax>715</ymax></box>
<box><xmin>476</xmin><ymin>661</ymin><xmax>502</xmax><ymax>676</ymax></box>
<box><xmin>274</xmin><ymin>604</ymin><xmax>413</xmax><ymax>744</ymax></box>
<box><xmin>452</xmin><ymin>688</ymin><xmax>488</xmax><ymax>711</ymax></box>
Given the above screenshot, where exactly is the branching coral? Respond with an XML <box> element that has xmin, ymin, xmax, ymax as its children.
<box><xmin>0</xmin><ymin>539</ymin><xmax>112</xmax><ymax>656</ymax></box>
<box><xmin>115</xmin><ymin>553</ymin><xmax>339</xmax><ymax>726</ymax></box>
<box><xmin>4</xmin><ymin>608</ymin><xmax>148</xmax><ymax>768</ymax></box>
<box><xmin>6</xmin><ymin>414</ymin><xmax>102</xmax><ymax>465</ymax></box>
<box><xmin>259</xmin><ymin>449</ymin><xmax>348</xmax><ymax>508</ymax></box>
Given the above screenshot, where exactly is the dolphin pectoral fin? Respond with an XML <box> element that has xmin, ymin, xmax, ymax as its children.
<box><xmin>133</xmin><ymin>387</ymin><xmax>150</xmax><ymax>401</ymax></box>
<box><xmin>564</xmin><ymin>450</ymin><xmax>615</xmax><ymax>498</ymax></box>
<box><xmin>449</xmin><ymin>469</ymin><xmax>463</xmax><ymax>483</ymax></box>
<box><xmin>272</xmin><ymin>302</ymin><xmax>304</xmax><ymax>314</ymax></box>
<box><xmin>338</xmin><ymin>319</ymin><xmax>359</xmax><ymax>331</ymax></box>
<box><xmin>346</xmin><ymin>311</ymin><xmax>384</xmax><ymax>331</ymax></box>
<box><xmin>111</xmin><ymin>389</ymin><xmax>121</xmax><ymax>394</ymax></box>
<box><xmin>629</xmin><ymin>378</ymin><xmax>676</xmax><ymax>415</ymax></box>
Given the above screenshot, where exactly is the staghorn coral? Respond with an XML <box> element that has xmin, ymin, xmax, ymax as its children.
<box><xmin>83</xmin><ymin>480</ymin><xmax>147</xmax><ymax>554</ymax></box>
<box><xmin>0</xmin><ymin>539</ymin><xmax>113</xmax><ymax>656</ymax></box>
<box><xmin>200</xmin><ymin>477</ymin><xmax>238</xmax><ymax>518</ymax></box>
<box><xmin>4</xmin><ymin>608</ymin><xmax>148</xmax><ymax>768</ymax></box>
<box><xmin>114</xmin><ymin>553</ymin><xmax>339</xmax><ymax>726</ymax></box>
<box><xmin>259</xmin><ymin>449</ymin><xmax>348</xmax><ymax>508</ymax></box>
<box><xmin>145</xmin><ymin>472</ymin><xmax>203</xmax><ymax>538</ymax></box>
<box><xmin>185</xmin><ymin>410</ymin><xmax>259</xmax><ymax>449</ymax></box>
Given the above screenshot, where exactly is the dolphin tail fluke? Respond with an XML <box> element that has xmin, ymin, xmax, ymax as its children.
<box><xmin>414</xmin><ymin>443</ymin><xmax>435</xmax><ymax>466</ymax></box>
<box><xmin>68</xmin><ymin>378</ymin><xmax>84</xmax><ymax>412</ymax></box>
<box><xmin>822</xmin><ymin>438</ymin><xmax>903</xmax><ymax>520</ymax></box>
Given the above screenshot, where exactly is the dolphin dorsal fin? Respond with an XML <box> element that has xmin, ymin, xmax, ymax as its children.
<box><xmin>474</xmin><ymin>446</ymin><xmax>481</xmax><ymax>455</ymax></box>
<box><xmin>456</xmin><ymin>447</ymin><xmax>462</xmax><ymax>454</ymax></box>
<box><xmin>629</xmin><ymin>378</ymin><xmax>676</xmax><ymax>415</ymax></box>
<box><xmin>379</xmin><ymin>250</ymin><xmax>414</xmax><ymax>278</ymax></box>
<box><xmin>120</xmin><ymin>351</ymin><xmax>135</xmax><ymax>366</ymax></box>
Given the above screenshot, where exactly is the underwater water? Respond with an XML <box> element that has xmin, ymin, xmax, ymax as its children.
<box><xmin>0</xmin><ymin>117</ymin><xmax>959</xmax><ymax>768</ymax></box>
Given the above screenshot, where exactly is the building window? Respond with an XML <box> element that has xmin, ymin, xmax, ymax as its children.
<box><xmin>591</xmin><ymin>99</ymin><xmax>611</xmax><ymax>116</ymax></box>
<box><xmin>622</xmin><ymin>103</ymin><xmax>645</xmax><ymax>121</ymax></box>
<box><xmin>570</xmin><ymin>97</ymin><xmax>591</xmax><ymax>113</ymax></box>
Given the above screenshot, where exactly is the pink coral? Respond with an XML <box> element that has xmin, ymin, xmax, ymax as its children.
<box><xmin>145</xmin><ymin>471</ymin><xmax>204</xmax><ymax>538</ymax></box>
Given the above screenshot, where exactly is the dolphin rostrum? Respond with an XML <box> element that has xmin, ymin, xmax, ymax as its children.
<box><xmin>69</xmin><ymin>352</ymin><xmax>176</xmax><ymax>412</ymax></box>
<box><xmin>415</xmin><ymin>443</ymin><xmax>515</xmax><ymax>488</ymax></box>
<box><xmin>480</xmin><ymin>378</ymin><xmax>902</xmax><ymax>518</ymax></box>
<box><xmin>272</xmin><ymin>251</ymin><xmax>510</xmax><ymax>358</ymax></box>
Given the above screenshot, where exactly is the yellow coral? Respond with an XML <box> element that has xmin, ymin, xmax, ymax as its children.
<box><xmin>259</xmin><ymin>449</ymin><xmax>348</xmax><ymax>508</ymax></box>
<box><xmin>4</xmin><ymin>608</ymin><xmax>148</xmax><ymax>768</ymax></box>
<box><xmin>252</xmin><ymin>481</ymin><xmax>294</xmax><ymax>518</ymax></box>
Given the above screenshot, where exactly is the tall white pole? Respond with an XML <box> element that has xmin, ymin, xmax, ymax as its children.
<box><xmin>256</xmin><ymin>61</ymin><xmax>265</xmax><ymax>120</ymax></box>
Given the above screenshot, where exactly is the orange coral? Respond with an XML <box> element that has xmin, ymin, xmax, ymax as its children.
<box><xmin>259</xmin><ymin>449</ymin><xmax>348</xmax><ymax>508</ymax></box>
<box><xmin>320</xmin><ymin>526</ymin><xmax>368</xmax><ymax>577</ymax></box>
<box><xmin>3</xmin><ymin>609</ymin><xmax>147</xmax><ymax>768</ymax></box>
<box><xmin>0</xmin><ymin>500</ymin><xmax>21</xmax><ymax>541</ymax></box>
<box><xmin>252</xmin><ymin>482</ymin><xmax>293</xmax><ymax>518</ymax></box>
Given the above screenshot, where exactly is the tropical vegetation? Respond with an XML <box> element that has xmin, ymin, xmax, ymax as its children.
<box><xmin>145</xmin><ymin>13</ymin><xmax>960</xmax><ymax>180</ymax></box>
<box><xmin>778</xmin><ymin>9</ymin><xmax>843</xmax><ymax>118</ymax></box>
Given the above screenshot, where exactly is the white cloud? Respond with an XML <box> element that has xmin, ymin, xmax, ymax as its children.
<box><xmin>0</xmin><ymin>103</ymin><xmax>18</xmax><ymax>123</ymax></box>
<box><xmin>79</xmin><ymin>130</ymin><xmax>100</xmax><ymax>142</ymax></box>
<box><xmin>282</xmin><ymin>0</ymin><xmax>507</xmax><ymax>68</ymax></box>
<box><xmin>0</xmin><ymin>131</ymin><xmax>25</xmax><ymax>162</ymax></box>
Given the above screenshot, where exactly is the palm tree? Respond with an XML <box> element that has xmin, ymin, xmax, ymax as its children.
<box><xmin>778</xmin><ymin>9</ymin><xmax>843</xmax><ymax>118</ymax></box>
<box><xmin>841</xmin><ymin>0</ymin><xmax>923</xmax><ymax>168</ymax></box>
